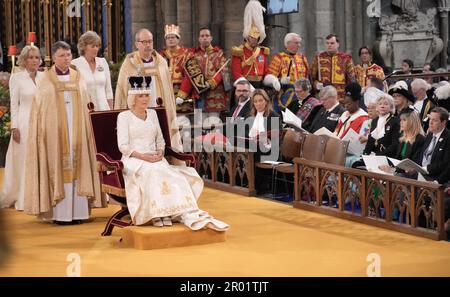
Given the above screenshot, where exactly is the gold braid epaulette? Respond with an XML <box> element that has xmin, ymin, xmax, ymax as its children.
<box><xmin>231</xmin><ymin>45</ymin><xmax>244</xmax><ymax>57</ymax></box>
<box><xmin>260</xmin><ymin>46</ymin><xmax>270</xmax><ymax>56</ymax></box>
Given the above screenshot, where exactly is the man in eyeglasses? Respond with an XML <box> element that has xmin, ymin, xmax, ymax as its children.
<box><xmin>114</xmin><ymin>28</ymin><xmax>183</xmax><ymax>157</ymax></box>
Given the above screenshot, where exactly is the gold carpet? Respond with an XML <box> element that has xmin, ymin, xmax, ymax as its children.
<box><xmin>0</xmin><ymin>169</ymin><xmax>450</xmax><ymax>276</ymax></box>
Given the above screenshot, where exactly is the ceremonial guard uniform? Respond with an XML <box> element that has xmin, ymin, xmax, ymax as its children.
<box><xmin>268</xmin><ymin>51</ymin><xmax>309</xmax><ymax>86</ymax></box>
<box><xmin>230</xmin><ymin>0</ymin><xmax>280</xmax><ymax>91</ymax></box>
<box><xmin>269</xmin><ymin>32</ymin><xmax>309</xmax><ymax>113</ymax></box>
<box><xmin>354</xmin><ymin>62</ymin><xmax>385</xmax><ymax>88</ymax></box>
<box><xmin>312</xmin><ymin>51</ymin><xmax>355</xmax><ymax>103</ymax></box>
<box><xmin>231</xmin><ymin>44</ymin><xmax>270</xmax><ymax>89</ymax></box>
<box><xmin>159</xmin><ymin>24</ymin><xmax>192</xmax><ymax>113</ymax></box>
<box><xmin>177</xmin><ymin>44</ymin><xmax>228</xmax><ymax>113</ymax></box>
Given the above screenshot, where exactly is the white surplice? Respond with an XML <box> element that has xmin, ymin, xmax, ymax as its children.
<box><xmin>117</xmin><ymin>109</ymin><xmax>229</xmax><ymax>231</ymax></box>
<box><xmin>71</xmin><ymin>56</ymin><xmax>113</xmax><ymax>111</ymax></box>
<box><xmin>40</xmin><ymin>73</ymin><xmax>89</xmax><ymax>222</ymax></box>
<box><xmin>1</xmin><ymin>71</ymin><xmax>42</xmax><ymax>210</ymax></box>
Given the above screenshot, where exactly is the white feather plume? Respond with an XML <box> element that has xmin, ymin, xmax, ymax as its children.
<box><xmin>243</xmin><ymin>0</ymin><xmax>266</xmax><ymax>43</ymax></box>
<box><xmin>434</xmin><ymin>81</ymin><xmax>450</xmax><ymax>100</ymax></box>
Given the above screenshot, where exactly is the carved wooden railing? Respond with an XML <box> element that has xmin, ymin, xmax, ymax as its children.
<box><xmin>294</xmin><ymin>158</ymin><xmax>447</xmax><ymax>240</ymax></box>
<box><xmin>193</xmin><ymin>140</ymin><xmax>255</xmax><ymax>196</ymax></box>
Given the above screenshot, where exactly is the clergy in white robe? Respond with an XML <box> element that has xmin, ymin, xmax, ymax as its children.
<box><xmin>1</xmin><ymin>45</ymin><xmax>43</xmax><ymax>210</ymax></box>
<box><xmin>114</xmin><ymin>29</ymin><xmax>183</xmax><ymax>161</ymax></box>
<box><xmin>72</xmin><ymin>31</ymin><xmax>113</xmax><ymax>111</ymax></box>
<box><xmin>23</xmin><ymin>41</ymin><xmax>106</xmax><ymax>223</ymax></box>
<box><xmin>118</xmin><ymin>76</ymin><xmax>228</xmax><ymax>231</ymax></box>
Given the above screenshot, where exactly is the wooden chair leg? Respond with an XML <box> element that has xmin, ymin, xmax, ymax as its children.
<box><xmin>101</xmin><ymin>207</ymin><xmax>132</xmax><ymax>236</ymax></box>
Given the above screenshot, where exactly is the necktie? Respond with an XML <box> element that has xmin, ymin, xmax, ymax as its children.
<box><xmin>423</xmin><ymin>135</ymin><xmax>437</xmax><ymax>166</ymax></box>
<box><xmin>232</xmin><ymin>104</ymin><xmax>242</xmax><ymax>120</ymax></box>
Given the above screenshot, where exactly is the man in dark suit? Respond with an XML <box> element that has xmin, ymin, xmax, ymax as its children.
<box><xmin>225</xmin><ymin>79</ymin><xmax>252</xmax><ymax>139</ymax></box>
<box><xmin>307</xmin><ymin>85</ymin><xmax>345</xmax><ymax>133</ymax></box>
<box><xmin>229</xmin><ymin>79</ymin><xmax>252</xmax><ymax>121</ymax></box>
<box><xmin>417</xmin><ymin>107</ymin><xmax>450</xmax><ymax>183</ymax></box>
<box><xmin>415</xmin><ymin>107</ymin><xmax>450</xmax><ymax>230</ymax></box>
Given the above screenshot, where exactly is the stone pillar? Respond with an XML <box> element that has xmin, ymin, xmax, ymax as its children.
<box><xmin>288</xmin><ymin>0</ymin><xmax>310</xmax><ymax>57</ymax></box>
<box><xmin>130</xmin><ymin>0</ymin><xmax>156</xmax><ymax>47</ymax></box>
<box><xmin>177</xmin><ymin>0</ymin><xmax>193</xmax><ymax>47</ymax></box>
<box><xmin>191</xmin><ymin>0</ymin><xmax>212</xmax><ymax>48</ymax></box>
<box><xmin>362</xmin><ymin>0</ymin><xmax>379</xmax><ymax>52</ymax></box>
<box><xmin>438</xmin><ymin>5</ymin><xmax>450</xmax><ymax>67</ymax></box>
<box><xmin>197</xmin><ymin>0</ymin><xmax>212</xmax><ymax>29</ymax></box>
<box><xmin>154</xmin><ymin>0</ymin><xmax>164</xmax><ymax>49</ymax></box>
<box><xmin>211</xmin><ymin>0</ymin><xmax>225</xmax><ymax>47</ymax></box>
<box><xmin>315</xmin><ymin>0</ymin><xmax>334</xmax><ymax>53</ymax></box>
<box><xmin>334</xmin><ymin>0</ymin><xmax>346</xmax><ymax>50</ymax></box>
<box><xmin>267</xmin><ymin>14</ymin><xmax>289</xmax><ymax>55</ymax></box>
<box><xmin>162</xmin><ymin>0</ymin><xmax>177</xmax><ymax>25</ymax></box>
<box><xmin>344</xmin><ymin>0</ymin><xmax>354</xmax><ymax>55</ymax></box>
<box><xmin>223</xmin><ymin>0</ymin><xmax>246</xmax><ymax>56</ymax></box>
<box><xmin>354</xmin><ymin>0</ymin><xmax>364</xmax><ymax>58</ymax></box>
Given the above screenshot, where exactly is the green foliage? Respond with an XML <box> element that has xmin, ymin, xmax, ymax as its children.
<box><xmin>109</xmin><ymin>55</ymin><xmax>126</xmax><ymax>93</ymax></box>
<box><xmin>0</xmin><ymin>104</ymin><xmax>11</xmax><ymax>144</ymax></box>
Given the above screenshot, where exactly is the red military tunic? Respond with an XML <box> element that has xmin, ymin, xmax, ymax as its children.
<box><xmin>354</xmin><ymin>63</ymin><xmax>385</xmax><ymax>88</ymax></box>
<box><xmin>178</xmin><ymin>45</ymin><xmax>228</xmax><ymax>112</ymax></box>
<box><xmin>231</xmin><ymin>43</ymin><xmax>269</xmax><ymax>87</ymax></box>
<box><xmin>159</xmin><ymin>46</ymin><xmax>192</xmax><ymax>113</ymax></box>
<box><xmin>268</xmin><ymin>51</ymin><xmax>309</xmax><ymax>84</ymax></box>
<box><xmin>311</xmin><ymin>51</ymin><xmax>355</xmax><ymax>103</ymax></box>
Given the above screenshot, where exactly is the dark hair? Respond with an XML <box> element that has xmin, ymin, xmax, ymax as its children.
<box><xmin>199</xmin><ymin>27</ymin><xmax>211</xmax><ymax>34</ymax></box>
<box><xmin>51</xmin><ymin>41</ymin><xmax>71</xmax><ymax>56</ymax></box>
<box><xmin>431</xmin><ymin>107</ymin><xmax>449</xmax><ymax>122</ymax></box>
<box><xmin>326</xmin><ymin>34</ymin><xmax>339</xmax><ymax>43</ymax></box>
<box><xmin>344</xmin><ymin>82</ymin><xmax>362</xmax><ymax>102</ymax></box>
<box><xmin>358</xmin><ymin>46</ymin><xmax>372</xmax><ymax>56</ymax></box>
<box><xmin>369</xmin><ymin>77</ymin><xmax>384</xmax><ymax>90</ymax></box>
<box><xmin>402</xmin><ymin>59</ymin><xmax>414</xmax><ymax>69</ymax></box>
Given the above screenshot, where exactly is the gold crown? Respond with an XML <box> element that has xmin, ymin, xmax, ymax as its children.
<box><xmin>164</xmin><ymin>24</ymin><xmax>181</xmax><ymax>38</ymax></box>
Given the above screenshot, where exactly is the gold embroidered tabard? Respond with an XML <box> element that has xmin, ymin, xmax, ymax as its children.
<box><xmin>48</xmin><ymin>69</ymin><xmax>82</xmax><ymax>183</ymax></box>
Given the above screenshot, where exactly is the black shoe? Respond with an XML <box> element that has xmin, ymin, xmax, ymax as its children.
<box><xmin>53</xmin><ymin>220</ymin><xmax>82</xmax><ymax>225</ymax></box>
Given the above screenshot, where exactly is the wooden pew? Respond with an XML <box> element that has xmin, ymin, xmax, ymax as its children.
<box><xmin>293</xmin><ymin>158</ymin><xmax>447</xmax><ymax>240</ymax></box>
<box><xmin>193</xmin><ymin>140</ymin><xmax>256</xmax><ymax>196</ymax></box>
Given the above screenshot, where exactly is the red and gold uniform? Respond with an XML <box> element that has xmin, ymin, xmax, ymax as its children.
<box><xmin>231</xmin><ymin>43</ymin><xmax>270</xmax><ymax>88</ymax></box>
<box><xmin>160</xmin><ymin>46</ymin><xmax>192</xmax><ymax>112</ymax></box>
<box><xmin>268</xmin><ymin>51</ymin><xmax>309</xmax><ymax>84</ymax></box>
<box><xmin>354</xmin><ymin>62</ymin><xmax>385</xmax><ymax>88</ymax></box>
<box><xmin>312</xmin><ymin>51</ymin><xmax>355</xmax><ymax>102</ymax></box>
<box><xmin>178</xmin><ymin>45</ymin><xmax>228</xmax><ymax>112</ymax></box>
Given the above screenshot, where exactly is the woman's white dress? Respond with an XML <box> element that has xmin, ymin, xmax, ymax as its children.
<box><xmin>71</xmin><ymin>56</ymin><xmax>113</xmax><ymax>111</ymax></box>
<box><xmin>1</xmin><ymin>70</ymin><xmax>42</xmax><ymax>210</ymax></box>
<box><xmin>117</xmin><ymin>109</ymin><xmax>228</xmax><ymax>231</ymax></box>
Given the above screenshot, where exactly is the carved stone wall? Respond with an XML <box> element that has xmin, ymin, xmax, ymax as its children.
<box><xmin>127</xmin><ymin>0</ymin><xmax>450</xmax><ymax>70</ymax></box>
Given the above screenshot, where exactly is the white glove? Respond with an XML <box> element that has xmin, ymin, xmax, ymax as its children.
<box><xmin>316</xmin><ymin>82</ymin><xmax>324</xmax><ymax>91</ymax></box>
<box><xmin>280</xmin><ymin>76</ymin><xmax>291</xmax><ymax>85</ymax></box>
<box><xmin>176</xmin><ymin>97</ymin><xmax>184</xmax><ymax>105</ymax></box>
<box><xmin>263</xmin><ymin>74</ymin><xmax>281</xmax><ymax>91</ymax></box>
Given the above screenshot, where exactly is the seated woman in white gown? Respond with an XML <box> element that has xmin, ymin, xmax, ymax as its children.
<box><xmin>117</xmin><ymin>76</ymin><xmax>228</xmax><ymax>231</ymax></box>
